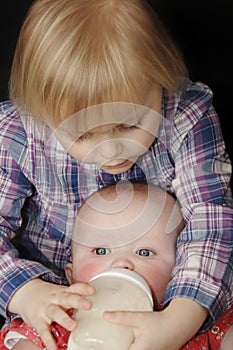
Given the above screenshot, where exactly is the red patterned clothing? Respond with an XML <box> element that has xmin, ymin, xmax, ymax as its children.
<box><xmin>0</xmin><ymin>307</ymin><xmax>232</xmax><ymax>350</ymax></box>
<box><xmin>0</xmin><ymin>320</ymin><xmax>69</xmax><ymax>350</ymax></box>
<box><xmin>181</xmin><ymin>307</ymin><xmax>233</xmax><ymax>349</ymax></box>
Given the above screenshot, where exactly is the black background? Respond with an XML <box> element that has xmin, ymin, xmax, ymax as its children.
<box><xmin>0</xmin><ymin>0</ymin><xmax>232</xmax><ymax>329</ymax></box>
<box><xmin>148</xmin><ymin>0</ymin><xmax>233</xmax><ymax>171</ymax></box>
<box><xmin>1</xmin><ymin>0</ymin><xmax>232</xmax><ymax>166</ymax></box>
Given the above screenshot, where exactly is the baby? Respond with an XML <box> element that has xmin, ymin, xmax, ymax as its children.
<box><xmin>1</xmin><ymin>182</ymin><xmax>232</xmax><ymax>349</ymax></box>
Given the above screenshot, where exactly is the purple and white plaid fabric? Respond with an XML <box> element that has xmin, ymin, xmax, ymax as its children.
<box><xmin>0</xmin><ymin>81</ymin><xmax>232</xmax><ymax>330</ymax></box>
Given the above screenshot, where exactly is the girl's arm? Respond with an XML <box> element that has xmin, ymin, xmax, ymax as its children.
<box><xmin>165</xmin><ymin>83</ymin><xmax>233</xmax><ymax>330</ymax></box>
<box><xmin>0</xmin><ymin>104</ymin><xmax>89</xmax><ymax>349</ymax></box>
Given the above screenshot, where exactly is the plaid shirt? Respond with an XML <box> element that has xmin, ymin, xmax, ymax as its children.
<box><xmin>0</xmin><ymin>81</ymin><xmax>232</xmax><ymax>330</ymax></box>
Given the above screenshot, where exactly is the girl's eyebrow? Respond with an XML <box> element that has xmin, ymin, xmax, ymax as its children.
<box><xmin>75</xmin><ymin>131</ymin><xmax>93</xmax><ymax>142</ymax></box>
<box><xmin>57</xmin><ymin>117</ymin><xmax>145</xmax><ymax>144</ymax></box>
<box><xmin>55</xmin><ymin>126</ymin><xmax>89</xmax><ymax>141</ymax></box>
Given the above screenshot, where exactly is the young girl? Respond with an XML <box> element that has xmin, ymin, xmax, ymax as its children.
<box><xmin>0</xmin><ymin>1</ymin><xmax>232</xmax><ymax>349</ymax></box>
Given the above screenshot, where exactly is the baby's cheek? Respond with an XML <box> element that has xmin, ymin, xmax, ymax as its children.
<box><xmin>144</xmin><ymin>266</ymin><xmax>172</xmax><ymax>305</ymax></box>
<box><xmin>74</xmin><ymin>263</ymin><xmax>101</xmax><ymax>283</ymax></box>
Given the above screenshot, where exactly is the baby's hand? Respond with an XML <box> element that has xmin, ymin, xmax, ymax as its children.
<box><xmin>8</xmin><ymin>278</ymin><xmax>95</xmax><ymax>350</ymax></box>
<box><xmin>12</xmin><ymin>338</ymin><xmax>41</xmax><ymax>350</ymax></box>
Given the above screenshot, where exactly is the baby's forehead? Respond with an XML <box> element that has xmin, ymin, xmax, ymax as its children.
<box><xmin>79</xmin><ymin>182</ymin><xmax>174</xmax><ymax>217</ymax></box>
<box><xmin>79</xmin><ymin>184</ymin><xmax>150</xmax><ymax>221</ymax></box>
<box><xmin>73</xmin><ymin>183</ymin><xmax>181</xmax><ymax>248</ymax></box>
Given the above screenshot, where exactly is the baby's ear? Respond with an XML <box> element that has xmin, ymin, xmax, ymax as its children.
<box><xmin>165</xmin><ymin>201</ymin><xmax>184</xmax><ymax>235</ymax></box>
<box><xmin>65</xmin><ymin>262</ymin><xmax>73</xmax><ymax>285</ymax></box>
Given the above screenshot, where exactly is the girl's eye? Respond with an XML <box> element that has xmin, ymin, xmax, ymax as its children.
<box><xmin>93</xmin><ymin>247</ymin><xmax>111</xmax><ymax>255</ymax></box>
<box><xmin>136</xmin><ymin>249</ymin><xmax>154</xmax><ymax>257</ymax></box>
<box><xmin>76</xmin><ymin>132</ymin><xmax>93</xmax><ymax>143</ymax></box>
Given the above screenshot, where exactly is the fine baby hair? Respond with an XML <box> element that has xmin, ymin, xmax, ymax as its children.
<box><xmin>72</xmin><ymin>180</ymin><xmax>184</xmax><ymax>248</ymax></box>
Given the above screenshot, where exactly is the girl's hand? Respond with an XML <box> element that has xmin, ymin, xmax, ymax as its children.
<box><xmin>104</xmin><ymin>298</ymin><xmax>208</xmax><ymax>350</ymax></box>
<box><xmin>105</xmin><ymin>310</ymin><xmax>176</xmax><ymax>350</ymax></box>
<box><xmin>8</xmin><ymin>278</ymin><xmax>95</xmax><ymax>350</ymax></box>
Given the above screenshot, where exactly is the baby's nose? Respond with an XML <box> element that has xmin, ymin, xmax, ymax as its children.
<box><xmin>111</xmin><ymin>258</ymin><xmax>135</xmax><ymax>271</ymax></box>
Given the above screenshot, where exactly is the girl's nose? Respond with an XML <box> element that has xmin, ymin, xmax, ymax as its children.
<box><xmin>110</xmin><ymin>258</ymin><xmax>135</xmax><ymax>271</ymax></box>
<box><xmin>99</xmin><ymin>139</ymin><xmax>123</xmax><ymax>159</ymax></box>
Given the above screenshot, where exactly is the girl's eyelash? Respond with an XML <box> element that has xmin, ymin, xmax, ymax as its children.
<box><xmin>116</xmin><ymin>122</ymin><xmax>142</xmax><ymax>132</ymax></box>
<box><xmin>116</xmin><ymin>125</ymin><xmax>136</xmax><ymax>131</ymax></box>
<box><xmin>76</xmin><ymin>132</ymin><xmax>93</xmax><ymax>142</ymax></box>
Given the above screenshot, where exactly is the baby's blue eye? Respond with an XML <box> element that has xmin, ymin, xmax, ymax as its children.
<box><xmin>94</xmin><ymin>248</ymin><xmax>110</xmax><ymax>255</ymax></box>
<box><xmin>136</xmin><ymin>249</ymin><xmax>153</xmax><ymax>257</ymax></box>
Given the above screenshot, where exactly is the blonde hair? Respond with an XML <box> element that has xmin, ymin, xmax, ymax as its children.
<box><xmin>9</xmin><ymin>0</ymin><xmax>188</xmax><ymax>124</ymax></box>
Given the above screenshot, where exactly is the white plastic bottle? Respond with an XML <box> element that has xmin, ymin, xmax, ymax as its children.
<box><xmin>67</xmin><ymin>268</ymin><xmax>153</xmax><ymax>350</ymax></box>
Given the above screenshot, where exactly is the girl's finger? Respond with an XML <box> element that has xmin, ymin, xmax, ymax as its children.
<box><xmin>104</xmin><ymin>311</ymin><xmax>147</xmax><ymax>328</ymax></box>
<box><xmin>45</xmin><ymin>305</ymin><xmax>77</xmax><ymax>331</ymax></box>
<box><xmin>55</xmin><ymin>289</ymin><xmax>92</xmax><ymax>310</ymax></box>
<box><xmin>68</xmin><ymin>282</ymin><xmax>95</xmax><ymax>295</ymax></box>
<box><xmin>36</xmin><ymin>325</ymin><xmax>57</xmax><ymax>350</ymax></box>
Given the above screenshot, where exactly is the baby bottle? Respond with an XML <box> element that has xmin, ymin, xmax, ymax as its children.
<box><xmin>67</xmin><ymin>268</ymin><xmax>153</xmax><ymax>350</ymax></box>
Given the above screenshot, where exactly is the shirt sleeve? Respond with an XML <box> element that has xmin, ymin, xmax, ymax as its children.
<box><xmin>163</xmin><ymin>84</ymin><xmax>233</xmax><ymax>330</ymax></box>
<box><xmin>0</xmin><ymin>145</ymin><xmax>52</xmax><ymax>320</ymax></box>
